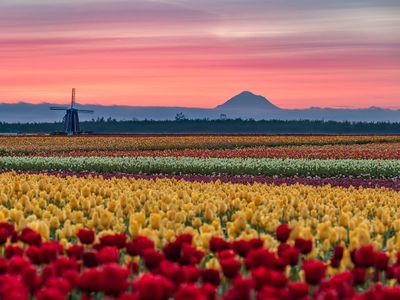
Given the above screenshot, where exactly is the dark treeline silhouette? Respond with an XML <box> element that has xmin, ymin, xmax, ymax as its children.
<box><xmin>1</xmin><ymin>118</ymin><xmax>400</xmax><ymax>134</ymax></box>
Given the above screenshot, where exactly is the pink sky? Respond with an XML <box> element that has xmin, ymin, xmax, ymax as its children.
<box><xmin>0</xmin><ymin>0</ymin><xmax>399</xmax><ymax>109</ymax></box>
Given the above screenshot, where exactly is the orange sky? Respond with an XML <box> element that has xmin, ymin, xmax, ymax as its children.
<box><xmin>0</xmin><ymin>0</ymin><xmax>399</xmax><ymax>109</ymax></box>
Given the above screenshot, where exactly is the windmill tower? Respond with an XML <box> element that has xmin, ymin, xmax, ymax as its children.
<box><xmin>50</xmin><ymin>89</ymin><xmax>94</xmax><ymax>135</ymax></box>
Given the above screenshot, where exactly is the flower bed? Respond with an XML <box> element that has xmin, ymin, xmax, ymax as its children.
<box><xmin>1</xmin><ymin>135</ymin><xmax>399</xmax><ymax>155</ymax></box>
<box><xmin>0</xmin><ymin>224</ymin><xmax>400</xmax><ymax>299</ymax></box>
<box><xmin>33</xmin><ymin>142</ymin><xmax>400</xmax><ymax>160</ymax></box>
<box><xmin>1</xmin><ymin>133</ymin><xmax>400</xmax><ymax>299</ymax></box>
<box><xmin>5</xmin><ymin>170</ymin><xmax>400</xmax><ymax>191</ymax></box>
<box><xmin>1</xmin><ymin>156</ymin><xmax>400</xmax><ymax>178</ymax></box>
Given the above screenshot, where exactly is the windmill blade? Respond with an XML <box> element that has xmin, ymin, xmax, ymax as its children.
<box><xmin>50</xmin><ymin>107</ymin><xmax>68</xmax><ymax>110</ymax></box>
<box><xmin>71</xmin><ymin>88</ymin><xmax>76</xmax><ymax>108</ymax></box>
<box><xmin>77</xmin><ymin>109</ymin><xmax>94</xmax><ymax>113</ymax></box>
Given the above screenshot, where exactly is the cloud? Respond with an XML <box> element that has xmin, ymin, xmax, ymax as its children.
<box><xmin>0</xmin><ymin>0</ymin><xmax>217</xmax><ymax>33</ymax></box>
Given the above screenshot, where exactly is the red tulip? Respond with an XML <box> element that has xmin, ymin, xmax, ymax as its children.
<box><xmin>142</xmin><ymin>248</ymin><xmax>164</xmax><ymax>270</ymax></box>
<box><xmin>0</xmin><ymin>222</ymin><xmax>15</xmax><ymax>236</ymax></box>
<box><xmin>232</xmin><ymin>240</ymin><xmax>250</xmax><ymax>257</ymax></box>
<box><xmin>282</xmin><ymin>247</ymin><xmax>300</xmax><ymax>266</ymax></box>
<box><xmin>19</xmin><ymin>228</ymin><xmax>41</xmax><ymax>246</ymax></box>
<box><xmin>129</xmin><ymin>261</ymin><xmax>140</xmax><ymax>274</ymax></box>
<box><xmin>79</xmin><ymin>268</ymin><xmax>103</xmax><ymax>293</ymax></box>
<box><xmin>330</xmin><ymin>257</ymin><xmax>341</xmax><ymax>268</ymax></box>
<box><xmin>314</xmin><ymin>287</ymin><xmax>339</xmax><ymax>300</ymax></box>
<box><xmin>223</xmin><ymin>275</ymin><xmax>253</xmax><ymax>300</ymax></box>
<box><xmin>44</xmin><ymin>277</ymin><xmax>72</xmax><ymax>294</ymax></box>
<box><xmin>126</xmin><ymin>236</ymin><xmax>154</xmax><ymax>256</ymax></box>
<box><xmin>374</xmin><ymin>251</ymin><xmax>389</xmax><ymax>271</ymax></box>
<box><xmin>209</xmin><ymin>237</ymin><xmax>230</xmax><ymax>253</ymax></box>
<box><xmin>294</xmin><ymin>238</ymin><xmax>313</xmax><ymax>255</ymax></box>
<box><xmin>40</xmin><ymin>242</ymin><xmax>59</xmax><ymax>263</ymax></box>
<box><xmin>218</xmin><ymin>250</ymin><xmax>236</xmax><ymax>260</ymax></box>
<box><xmin>288</xmin><ymin>282</ymin><xmax>309</xmax><ymax>299</ymax></box>
<box><xmin>53</xmin><ymin>257</ymin><xmax>79</xmax><ymax>274</ymax></box>
<box><xmin>327</xmin><ymin>272</ymin><xmax>354</xmax><ymax>298</ymax></box>
<box><xmin>134</xmin><ymin>274</ymin><xmax>174</xmax><ymax>300</ymax></box>
<box><xmin>66</xmin><ymin>244</ymin><xmax>84</xmax><ymax>260</ymax></box>
<box><xmin>354</xmin><ymin>245</ymin><xmax>375</xmax><ymax>268</ymax></box>
<box><xmin>252</xmin><ymin>267</ymin><xmax>288</xmax><ymax>291</ymax></box>
<box><xmin>160</xmin><ymin>260</ymin><xmax>184</xmax><ymax>285</ymax></box>
<box><xmin>302</xmin><ymin>260</ymin><xmax>326</xmax><ymax>285</ymax></box>
<box><xmin>182</xmin><ymin>265</ymin><xmax>201</xmax><ymax>283</ymax></box>
<box><xmin>248</xmin><ymin>238</ymin><xmax>264</xmax><ymax>249</ymax></box>
<box><xmin>101</xmin><ymin>264</ymin><xmax>130</xmax><ymax>296</ymax></box>
<box><xmin>5</xmin><ymin>245</ymin><xmax>24</xmax><ymax>258</ymax></box>
<box><xmin>175</xmin><ymin>284</ymin><xmax>208</xmax><ymax>300</ymax></box>
<box><xmin>26</xmin><ymin>246</ymin><xmax>43</xmax><ymax>265</ymax></box>
<box><xmin>99</xmin><ymin>233</ymin><xmax>127</xmax><ymax>249</ymax></box>
<box><xmin>333</xmin><ymin>245</ymin><xmax>344</xmax><ymax>260</ymax></box>
<box><xmin>10</xmin><ymin>231</ymin><xmax>18</xmax><ymax>243</ymax></box>
<box><xmin>257</xmin><ymin>285</ymin><xmax>287</xmax><ymax>300</ymax></box>
<box><xmin>352</xmin><ymin>267</ymin><xmax>366</xmax><ymax>285</ymax></box>
<box><xmin>77</xmin><ymin>229</ymin><xmax>95</xmax><ymax>245</ymax></box>
<box><xmin>179</xmin><ymin>244</ymin><xmax>204</xmax><ymax>266</ymax></box>
<box><xmin>92</xmin><ymin>243</ymin><xmax>104</xmax><ymax>251</ymax></box>
<box><xmin>268</xmin><ymin>270</ymin><xmax>288</xmax><ymax>288</ymax></box>
<box><xmin>36</xmin><ymin>287</ymin><xmax>65</xmax><ymax>300</ymax></box>
<box><xmin>220</xmin><ymin>258</ymin><xmax>241</xmax><ymax>279</ymax></box>
<box><xmin>82</xmin><ymin>251</ymin><xmax>98</xmax><ymax>268</ymax></box>
<box><xmin>201</xmin><ymin>269</ymin><xmax>220</xmax><ymax>287</ymax></box>
<box><xmin>21</xmin><ymin>265</ymin><xmax>38</xmax><ymax>291</ymax></box>
<box><xmin>0</xmin><ymin>228</ymin><xmax>9</xmax><ymax>245</ymax></box>
<box><xmin>41</xmin><ymin>265</ymin><xmax>57</xmax><ymax>283</ymax></box>
<box><xmin>8</xmin><ymin>256</ymin><xmax>31</xmax><ymax>275</ymax></box>
<box><xmin>175</xmin><ymin>233</ymin><xmax>193</xmax><ymax>246</ymax></box>
<box><xmin>251</xmin><ymin>267</ymin><xmax>270</xmax><ymax>290</ymax></box>
<box><xmin>277</xmin><ymin>243</ymin><xmax>290</xmax><ymax>257</ymax></box>
<box><xmin>386</xmin><ymin>265</ymin><xmax>396</xmax><ymax>280</ymax></box>
<box><xmin>96</xmin><ymin>246</ymin><xmax>119</xmax><ymax>264</ymax></box>
<box><xmin>61</xmin><ymin>269</ymin><xmax>79</xmax><ymax>288</ymax></box>
<box><xmin>163</xmin><ymin>241</ymin><xmax>181</xmax><ymax>262</ymax></box>
<box><xmin>279</xmin><ymin>244</ymin><xmax>300</xmax><ymax>266</ymax></box>
<box><xmin>276</xmin><ymin>224</ymin><xmax>291</xmax><ymax>243</ymax></box>
<box><xmin>245</xmin><ymin>248</ymin><xmax>276</xmax><ymax>270</ymax></box>
<box><xmin>0</xmin><ymin>258</ymin><xmax>7</xmax><ymax>274</ymax></box>
<box><xmin>201</xmin><ymin>283</ymin><xmax>216</xmax><ymax>300</ymax></box>
<box><xmin>274</xmin><ymin>256</ymin><xmax>288</xmax><ymax>271</ymax></box>
<box><xmin>0</xmin><ymin>274</ymin><xmax>29</xmax><ymax>300</ymax></box>
<box><xmin>383</xmin><ymin>286</ymin><xmax>400</xmax><ymax>299</ymax></box>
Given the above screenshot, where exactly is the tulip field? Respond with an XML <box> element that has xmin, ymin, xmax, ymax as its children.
<box><xmin>1</xmin><ymin>135</ymin><xmax>400</xmax><ymax>299</ymax></box>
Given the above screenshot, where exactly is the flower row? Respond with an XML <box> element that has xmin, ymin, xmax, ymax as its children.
<box><xmin>0</xmin><ymin>223</ymin><xmax>400</xmax><ymax>299</ymax></box>
<box><xmin>1</xmin><ymin>156</ymin><xmax>400</xmax><ymax>178</ymax></box>
<box><xmin>7</xmin><ymin>170</ymin><xmax>400</xmax><ymax>191</ymax></box>
<box><xmin>1</xmin><ymin>135</ymin><xmax>399</xmax><ymax>155</ymax></box>
<box><xmin>33</xmin><ymin>142</ymin><xmax>400</xmax><ymax>160</ymax></box>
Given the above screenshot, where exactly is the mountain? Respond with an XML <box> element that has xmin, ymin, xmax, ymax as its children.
<box><xmin>216</xmin><ymin>91</ymin><xmax>280</xmax><ymax>110</ymax></box>
<box><xmin>0</xmin><ymin>91</ymin><xmax>399</xmax><ymax>123</ymax></box>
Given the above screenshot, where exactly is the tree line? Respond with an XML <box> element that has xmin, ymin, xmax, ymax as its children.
<box><xmin>1</xmin><ymin>119</ymin><xmax>400</xmax><ymax>134</ymax></box>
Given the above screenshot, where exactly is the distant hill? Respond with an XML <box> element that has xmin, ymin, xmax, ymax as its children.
<box><xmin>0</xmin><ymin>91</ymin><xmax>399</xmax><ymax>123</ymax></box>
<box><xmin>216</xmin><ymin>91</ymin><xmax>280</xmax><ymax>111</ymax></box>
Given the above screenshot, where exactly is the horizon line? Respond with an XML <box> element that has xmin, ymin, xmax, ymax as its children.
<box><xmin>0</xmin><ymin>100</ymin><xmax>399</xmax><ymax>111</ymax></box>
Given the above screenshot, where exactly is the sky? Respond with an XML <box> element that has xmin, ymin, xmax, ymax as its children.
<box><xmin>0</xmin><ymin>0</ymin><xmax>399</xmax><ymax>109</ymax></box>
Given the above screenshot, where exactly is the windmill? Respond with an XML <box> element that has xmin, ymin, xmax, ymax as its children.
<box><xmin>50</xmin><ymin>88</ymin><xmax>94</xmax><ymax>135</ymax></box>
